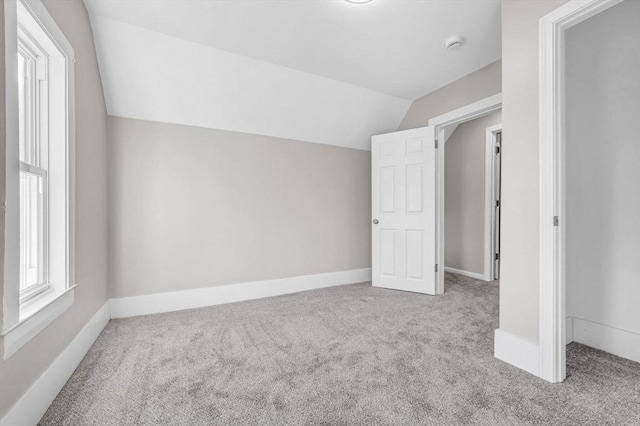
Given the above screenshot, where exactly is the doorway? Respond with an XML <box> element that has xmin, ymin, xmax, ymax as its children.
<box><xmin>491</xmin><ymin>129</ymin><xmax>502</xmax><ymax>281</ymax></box>
<box><xmin>370</xmin><ymin>94</ymin><xmax>502</xmax><ymax>295</ymax></box>
<box><xmin>539</xmin><ymin>0</ymin><xmax>640</xmax><ymax>383</ymax></box>
<box><xmin>439</xmin><ymin>114</ymin><xmax>502</xmax><ymax>282</ymax></box>
<box><xmin>429</xmin><ymin>94</ymin><xmax>502</xmax><ymax>289</ymax></box>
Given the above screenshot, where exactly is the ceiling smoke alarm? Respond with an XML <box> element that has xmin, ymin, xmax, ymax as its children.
<box><xmin>445</xmin><ymin>36</ymin><xmax>464</xmax><ymax>51</ymax></box>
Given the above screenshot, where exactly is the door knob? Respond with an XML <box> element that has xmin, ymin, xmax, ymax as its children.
<box><xmin>373</xmin><ymin>219</ymin><xmax>379</xmax><ymax>224</ymax></box>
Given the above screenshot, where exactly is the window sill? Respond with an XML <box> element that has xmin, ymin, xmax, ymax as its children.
<box><xmin>2</xmin><ymin>285</ymin><xmax>76</xmax><ymax>359</ymax></box>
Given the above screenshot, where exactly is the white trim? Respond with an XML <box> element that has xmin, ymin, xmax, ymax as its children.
<box><xmin>444</xmin><ymin>267</ymin><xmax>486</xmax><ymax>281</ymax></box>
<box><xmin>436</xmin><ymin>128</ymin><xmax>446</xmax><ymax>295</ymax></box>
<box><xmin>0</xmin><ymin>301</ymin><xmax>110</xmax><ymax>426</ymax></box>
<box><xmin>4</xmin><ymin>0</ymin><xmax>21</xmax><ymax>330</ymax></box>
<box><xmin>538</xmin><ymin>0</ymin><xmax>624</xmax><ymax>384</ymax></box>
<box><xmin>3</xmin><ymin>0</ymin><xmax>77</xmax><ymax>356</ymax></box>
<box><xmin>484</xmin><ymin>124</ymin><xmax>502</xmax><ymax>282</ymax></box>
<box><xmin>430</xmin><ymin>94</ymin><xmax>502</xmax><ymax>297</ymax></box>
<box><xmin>569</xmin><ymin>317</ymin><xmax>640</xmax><ymax>363</ymax></box>
<box><xmin>428</xmin><ymin>93</ymin><xmax>502</xmax><ymax>128</ymax></box>
<box><xmin>111</xmin><ymin>268</ymin><xmax>372</xmax><ymax>319</ymax></box>
<box><xmin>2</xmin><ymin>286</ymin><xmax>76</xmax><ymax>359</ymax></box>
<box><xmin>494</xmin><ymin>329</ymin><xmax>540</xmax><ymax>377</ymax></box>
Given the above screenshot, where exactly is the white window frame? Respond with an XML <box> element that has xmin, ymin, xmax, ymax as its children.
<box><xmin>2</xmin><ymin>0</ymin><xmax>76</xmax><ymax>360</ymax></box>
<box><xmin>18</xmin><ymin>29</ymin><xmax>50</xmax><ymax>303</ymax></box>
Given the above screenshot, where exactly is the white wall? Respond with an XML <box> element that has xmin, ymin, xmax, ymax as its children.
<box><xmin>108</xmin><ymin>117</ymin><xmax>371</xmax><ymax>298</ymax></box>
<box><xmin>565</xmin><ymin>0</ymin><xmax>640</xmax><ymax>357</ymax></box>
<box><xmin>445</xmin><ymin>111</ymin><xmax>501</xmax><ymax>276</ymax></box>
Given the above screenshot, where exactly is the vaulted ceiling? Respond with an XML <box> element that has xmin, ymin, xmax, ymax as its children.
<box><xmin>84</xmin><ymin>0</ymin><xmax>501</xmax><ymax>150</ymax></box>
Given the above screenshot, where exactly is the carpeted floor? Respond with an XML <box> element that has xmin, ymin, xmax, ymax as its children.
<box><xmin>40</xmin><ymin>273</ymin><xmax>639</xmax><ymax>425</ymax></box>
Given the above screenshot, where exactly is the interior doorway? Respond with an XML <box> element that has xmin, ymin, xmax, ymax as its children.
<box><xmin>539</xmin><ymin>0</ymin><xmax>639</xmax><ymax>383</ymax></box>
<box><xmin>492</xmin><ymin>130</ymin><xmax>502</xmax><ymax>281</ymax></box>
<box><xmin>564</xmin><ymin>0</ymin><xmax>640</xmax><ymax>364</ymax></box>
<box><xmin>439</xmin><ymin>114</ymin><xmax>502</xmax><ymax>282</ymax></box>
<box><xmin>428</xmin><ymin>94</ymin><xmax>502</xmax><ymax>289</ymax></box>
<box><xmin>370</xmin><ymin>94</ymin><xmax>502</xmax><ymax>295</ymax></box>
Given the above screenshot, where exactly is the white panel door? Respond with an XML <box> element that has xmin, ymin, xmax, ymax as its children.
<box><xmin>371</xmin><ymin>126</ymin><xmax>438</xmax><ymax>294</ymax></box>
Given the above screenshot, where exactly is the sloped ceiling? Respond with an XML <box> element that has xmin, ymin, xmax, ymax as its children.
<box><xmin>84</xmin><ymin>0</ymin><xmax>501</xmax><ymax>150</ymax></box>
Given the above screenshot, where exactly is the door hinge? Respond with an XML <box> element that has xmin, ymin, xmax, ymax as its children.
<box><xmin>434</xmin><ymin>139</ymin><xmax>438</xmax><ymax>149</ymax></box>
<box><xmin>496</xmin><ymin>200</ymin><xmax>500</xmax><ymax>207</ymax></box>
<box><xmin>496</xmin><ymin>146</ymin><xmax>500</xmax><ymax>154</ymax></box>
<box><xmin>554</xmin><ymin>216</ymin><xmax>559</xmax><ymax>227</ymax></box>
<box><xmin>495</xmin><ymin>253</ymin><xmax>500</xmax><ymax>260</ymax></box>
<box><xmin>435</xmin><ymin>264</ymin><xmax>438</xmax><ymax>272</ymax></box>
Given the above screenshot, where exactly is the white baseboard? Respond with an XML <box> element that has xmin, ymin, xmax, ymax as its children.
<box><xmin>0</xmin><ymin>268</ymin><xmax>370</xmax><ymax>424</ymax></box>
<box><xmin>570</xmin><ymin>317</ymin><xmax>640</xmax><ymax>363</ymax></box>
<box><xmin>0</xmin><ymin>301</ymin><xmax>111</xmax><ymax>426</ymax></box>
<box><xmin>110</xmin><ymin>268</ymin><xmax>372</xmax><ymax>319</ymax></box>
<box><xmin>444</xmin><ymin>266</ymin><xmax>488</xmax><ymax>281</ymax></box>
<box><xmin>494</xmin><ymin>328</ymin><xmax>540</xmax><ymax>377</ymax></box>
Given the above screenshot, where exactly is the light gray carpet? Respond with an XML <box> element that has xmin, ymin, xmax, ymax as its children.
<box><xmin>40</xmin><ymin>273</ymin><xmax>639</xmax><ymax>425</ymax></box>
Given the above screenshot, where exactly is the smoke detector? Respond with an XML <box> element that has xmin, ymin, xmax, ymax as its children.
<box><xmin>445</xmin><ymin>36</ymin><xmax>464</xmax><ymax>51</ymax></box>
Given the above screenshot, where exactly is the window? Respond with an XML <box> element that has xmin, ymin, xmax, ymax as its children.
<box><xmin>2</xmin><ymin>0</ymin><xmax>75</xmax><ymax>359</ymax></box>
<box><xmin>18</xmin><ymin>30</ymin><xmax>49</xmax><ymax>302</ymax></box>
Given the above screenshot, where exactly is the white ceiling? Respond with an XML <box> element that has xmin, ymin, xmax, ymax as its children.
<box><xmin>83</xmin><ymin>0</ymin><xmax>501</xmax><ymax>150</ymax></box>
<box><xmin>84</xmin><ymin>0</ymin><xmax>501</xmax><ymax>100</ymax></box>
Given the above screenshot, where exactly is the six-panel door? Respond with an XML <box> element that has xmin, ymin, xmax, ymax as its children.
<box><xmin>371</xmin><ymin>126</ymin><xmax>437</xmax><ymax>294</ymax></box>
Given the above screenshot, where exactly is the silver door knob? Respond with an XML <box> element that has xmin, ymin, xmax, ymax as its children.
<box><xmin>373</xmin><ymin>219</ymin><xmax>379</xmax><ymax>224</ymax></box>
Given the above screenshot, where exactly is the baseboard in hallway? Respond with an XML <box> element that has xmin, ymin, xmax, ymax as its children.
<box><xmin>567</xmin><ymin>316</ymin><xmax>640</xmax><ymax>363</ymax></box>
<box><xmin>110</xmin><ymin>268</ymin><xmax>372</xmax><ymax>319</ymax></box>
<box><xmin>444</xmin><ymin>266</ymin><xmax>488</xmax><ymax>281</ymax></box>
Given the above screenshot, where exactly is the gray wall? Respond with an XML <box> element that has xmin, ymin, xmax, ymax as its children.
<box><xmin>108</xmin><ymin>117</ymin><xmax>371</xmax><ymax>298</ymax></box>
<box><xmin>398</xmin><ymin>60</ymin><xmax>501</xmax><ymax>130</ymax></box>
<box><xmin>0</xmin><ymin>0</ymin><xmax>109</xmax><ymax>418</ymax></box>
<box><xmin>445</xmin><ymin>111</ymin><xmax>502</xmax><ymax>275</ymax></box>
<box><xmin>499</xmin><ymin>0</ymin><xmax>569</xmax><ymax>343</ymax></box>
<box><xmin>565</xmin><ymin>1</ymin><xmax>640</xmax><ymax>335</ymax></box>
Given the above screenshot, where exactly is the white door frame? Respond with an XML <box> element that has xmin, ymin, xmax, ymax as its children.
<box><xmin>428</xmin><ymin>93</ymin><xmax>502</xmax><ymax>290</ymax></box>
<box><xmin>485</xmin><ymin>125</ymin><xmax>502</xmax><ymax>281</ymax></box>
<box><xmin>538</xmin><ymin>0</ymin><xmax>624</xmax><ymax>383</ymax></box>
